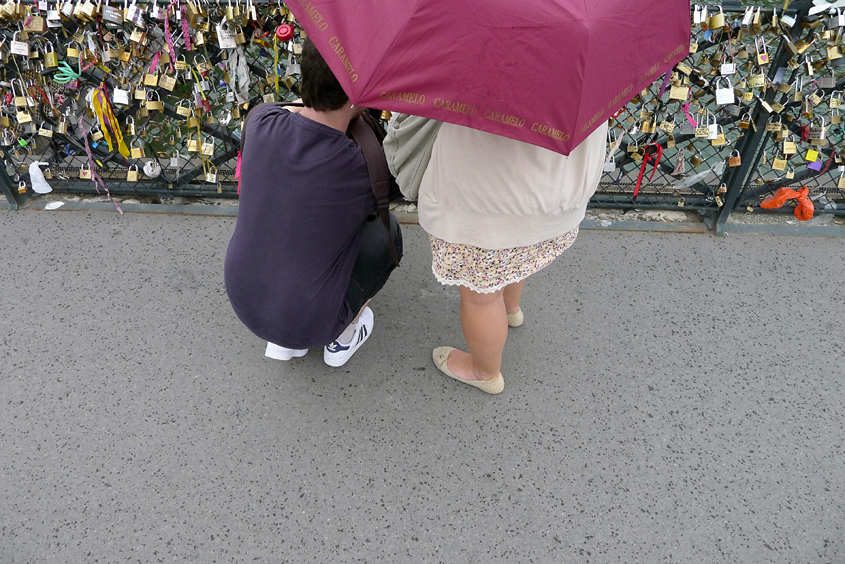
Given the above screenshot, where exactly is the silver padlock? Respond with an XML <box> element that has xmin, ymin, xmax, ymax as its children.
<box><xmin>205</xmin><ymin>165</ymin><xmax>218</xmax><ymax>184</ymax></box>
<box><xmin>809</xmin><ymin>117</ymin><xmax>827</xmax><ymax>141</ymax></box>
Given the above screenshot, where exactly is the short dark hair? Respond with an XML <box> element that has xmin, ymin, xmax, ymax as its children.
<box><xmin>300</xmin><ymin>37</ymin><xmax>349</xmax><ymax>112</ymax></box>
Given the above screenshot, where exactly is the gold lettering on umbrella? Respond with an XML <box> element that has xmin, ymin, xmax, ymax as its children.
<box><xmin>638</xmin><ymin>62</ymin><xmax>662</xmax><ymax>83</ymax></box>
<box><xmin>433</xmin><ymin>98</ymin><xmax>477</xmax><ymax>115</ymax></box>
<box><xmin>328</xmin><ymin>36</ymin><xmax>359</xmax><ymax>82</ymax></box>
<box><xmin>531</xmin><ymin>122</ymin><xmax>571</xmax><ymax>142</ymax></box>
<box><xmin>483</xmin><ymin>110</ymin><xmax>525</xmax><ymax>128</ymax></box>
<box><xmin>579</xmin><ymin>108</ymin><xmax>605</xmax><ymax>134</ymax></box>
<box><xmin>608</xmin><ymin>84</ymin><xmax>634</xmax><ymax>109</ymax></box>
<box><xmin>664</xmin><ymin>43</ymin><xmax>688</xmax><ymax>63</ymax></box>
<box><xmin>297</xmin><ymin>0</ymin><xmax>329</xmax><ymax>31</ymax></box>
<box><xmin>380</xmin><ymin>91</ymin><xmax>426</xmax><ymax>105</ymax></box>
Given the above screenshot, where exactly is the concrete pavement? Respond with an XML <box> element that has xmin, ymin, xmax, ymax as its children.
<box><xmin>1</xmin><ymin>209</ymin><xmax>843</xmax><ymax>563</ymax></box>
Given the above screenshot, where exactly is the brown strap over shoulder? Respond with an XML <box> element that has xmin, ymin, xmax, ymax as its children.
<box><xmin>348</xmin><ymin>115</ymin><xmax>400</xmax><ymax>267</ymax></box>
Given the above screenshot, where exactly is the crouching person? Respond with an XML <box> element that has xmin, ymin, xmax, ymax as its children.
<box><xmin>224</xmin><ymin>38</ymin><xmax>402</xmax><ymax>367</ymax></box>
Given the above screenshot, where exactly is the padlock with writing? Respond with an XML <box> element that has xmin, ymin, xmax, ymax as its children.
<box><xmin>130</xmin><ymin>140</ymin><xmax>145</xmax><ymax>159</ymax></box>
<box><xmin>809</xmin><ymin>116</ymin><xmax>827</xmax><ymax>143</ymax></box>
<box><xmin>765</xmin><ymin>116</ymin><xmax>782</xmax><ymax>133</ymax></box>
<box><xmin>738</xmin><ymin>112</ymin><xmax>752</xmax><ymax>130</ymax></box>
<box><xmin>159</xmin><ymin>73</ymin><xmax>177</xmax><ymax>91</ymax></box>
<box><xmin>44</xmin><ymin>42</ymin><xmax>58</xmax><ymax>68</ymax></box>
<box><xmin>710</xmin><ymin>125</ymin><xmax>726</xmax><ymax>147</ymax></box>
<box><xmin>201</xmin><ymin>136</ymin><xmax>214</xmax><ymax>156</ymax></box>
<box><xmin>10</xmin><ymin>32</ymin><xmax>29</xmax><ymax>56</ymax></box>
<box><xmin>176</xmin><ymin>100</ymin><xmax>192</xmax><ymax>117</ymax></box>
<box><xmin>832</xmin><ymin>109</ymin><xmax>841</xmax><ymax>125</ymax></box>
<box><xmin>728</xmin><ymin>150</ymin><xmax>742</xmax><ymax>167</ymax></box>
<box><xmin>205</xmin><ymin>164</ymin><xmax>218</xmax><ymax>184</ymax></box>
<box><xmin>783</xmin><ymin>136</ymin><xmax>798</xmax><ymax>155</ymax></box>
<box><xmin>194</xmin><ymin>55</ymin><xmax>212</xmax><ymax>74</ymax></box>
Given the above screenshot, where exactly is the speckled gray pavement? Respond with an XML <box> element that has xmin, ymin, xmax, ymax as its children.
<box><xmin>1</xmin><ymin>210</ymin><xmax>843</xmax><ymax>564</ymax></box>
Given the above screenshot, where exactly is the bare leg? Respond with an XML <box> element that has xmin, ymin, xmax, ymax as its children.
<box><xmin>447</xmin><ymin>286</ymin><xmax>507</xmax><ymax>382</ymax></box>
<box><xmin>503</xmin><ymin>280</ymin><xmax>525</xmax><ymax>315</ymax></box>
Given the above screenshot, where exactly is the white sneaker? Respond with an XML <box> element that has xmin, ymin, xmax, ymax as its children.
<box><xmin>265</xmin><ymin>342</ymin><xmax>308</xmax><ymax>361</ymax></box>
<box><xmin>323</xmin><ymin>307</ymin><xmax>374</xmax><ymax>367</ymax></box>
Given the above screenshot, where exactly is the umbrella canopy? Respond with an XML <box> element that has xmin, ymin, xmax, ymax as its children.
<box><xmin>288</xmin><ymin>0</ymin><xmax>690</xmax><ymax>155</ymax></box>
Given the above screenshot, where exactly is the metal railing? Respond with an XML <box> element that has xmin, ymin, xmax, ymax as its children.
<box><xmin>1</xmin><ymin>0</ymin><xmax>843</xmax><ymax>231</ymax></box>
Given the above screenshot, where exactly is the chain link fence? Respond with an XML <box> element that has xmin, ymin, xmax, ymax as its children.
<box><xmin>1</xmin><ymin>0</ymin><xmax>844</xmax><ymax>225</ymax></box>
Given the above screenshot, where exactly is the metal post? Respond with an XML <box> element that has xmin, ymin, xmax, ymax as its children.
<box><xmin>715</xmin><ymin>0</ymin><xmax>814</xmax><ymax>235</ymax></box>
<box><xmin>0</xmin><ymin>149</ymin><xmax>20</xmax><ymax>211</ymax></box>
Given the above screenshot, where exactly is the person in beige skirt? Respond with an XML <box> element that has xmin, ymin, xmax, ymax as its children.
<box><xmin>417</xmin><ymin>121</ymin><xmax>609</xmax><ymax>394</ymax></box>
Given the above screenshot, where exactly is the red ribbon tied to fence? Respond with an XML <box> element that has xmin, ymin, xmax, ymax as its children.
<box><xmin>633</xmin><ymin>143</ymin><xmax>664</xmax><ymax>198</ymax></box>
<box><xmin>760</xmin><ymin>186</ymin><xmax>814</xmax><ymax>221</ymax></box>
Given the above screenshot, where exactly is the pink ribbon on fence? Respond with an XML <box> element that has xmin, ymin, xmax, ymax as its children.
<box><xmin>163</xmin><ymin>6</ymin><xmax>176</xmax><ymax>73</ymax></box>
<box><xmin>150</xmin><ymin>51</ymin><xmax>161</xmax><ymax>74</ymax></box>
<box><xmin>78</xmin><ymin>116</ymin><xmax>123</xmax><ymax>215</ymax></box>
<box><xmin>181</xmin><ymin>2</ymin><xmax>192</xmax><ymax>52</ymax></box>
<box><xmin>681</xmin><ymin>102</ymin><xmax>698</xmax><ymax>128</ymax></box>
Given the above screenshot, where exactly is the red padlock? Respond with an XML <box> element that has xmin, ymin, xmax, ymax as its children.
<box><xmin>276</xmin><ymin>24</ymin><xmax>294</xmax><ymax>42</ymax></box>
<box><xmin>4</xmin><ymin>93</ymin><xmax>12</xmax><ymax>105</ymax></box>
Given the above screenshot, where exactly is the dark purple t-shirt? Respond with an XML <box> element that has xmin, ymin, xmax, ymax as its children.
<box><xmin>224</xmin><ymin>105</ymin><xmax>376</xmax><ymax>349</ymax></box>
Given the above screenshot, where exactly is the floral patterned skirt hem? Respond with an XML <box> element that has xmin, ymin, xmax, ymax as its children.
<box><xmin>428</xmin><ymin>228</ymin><xmax>579</xmax><ymax>294</ymax></box>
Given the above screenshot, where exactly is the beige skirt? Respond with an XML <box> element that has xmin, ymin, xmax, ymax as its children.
<box><xmin>428</xmin><ymin>227</ymin><xmax>579</xmax><ymax>294</ymax></box>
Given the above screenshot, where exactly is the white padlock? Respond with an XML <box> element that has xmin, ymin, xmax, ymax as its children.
<box><xmin>715</xmin><ymin>77</ymin><xmax>735</xmax><ymax>106</ymax></box>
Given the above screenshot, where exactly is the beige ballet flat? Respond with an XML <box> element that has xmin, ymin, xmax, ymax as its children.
<box><xmin>432</xmin><ymin>346</ymin><xmax>504</xmax><ymax>395</ymax></box>
<box><xmin>507</xmin><ymin>308</ymin><xmax>524</xmax><ymax>328</ymax></box>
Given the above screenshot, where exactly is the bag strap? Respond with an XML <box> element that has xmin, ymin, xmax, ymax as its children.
<box><xmin>348</xmin><ymin>116</ymin><xmax>400</xmax><ymax>267</ymax></box>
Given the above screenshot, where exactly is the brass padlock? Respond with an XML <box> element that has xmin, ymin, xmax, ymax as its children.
<box><xmin>127</xmin><ymin>164</ymin><xmax>139</xmax><ymax>181</ymax></box>
<box><xmin>130</xmin><ymin>140</ymin><xmax>145</xmax><ymax>159</ymax></box>
<box><xmin>690</xmin><ymin>152</ymin><xmax>703</xmax><ymax>167</ymax></box>
<box><xmin>187</xmin><ymin>134</ymin><xmax>201</xmax><ymax>152</ymax></box>
<box><xmin>728</xmin><ymin>150</ymin><xmax>742</xmax><ymax>167</ymax></box>
<box><xmin>66</xmin><ymin>41</ymin><xmax>81</xmax><ymax>58</ymax></box>
<box><xmin>176</xmin><ymin>101</ymin><xmax>192</xmax><ymax>117</ymax></box>
<box><xmin>44</xmin><ymin>43</ymin><xmax>58</xmax><ymax>67</ymax></box>
<box><xmin>159</xmin><ymin>74</ymin><xmax>176</xmax><ymax>91</ymax></box>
